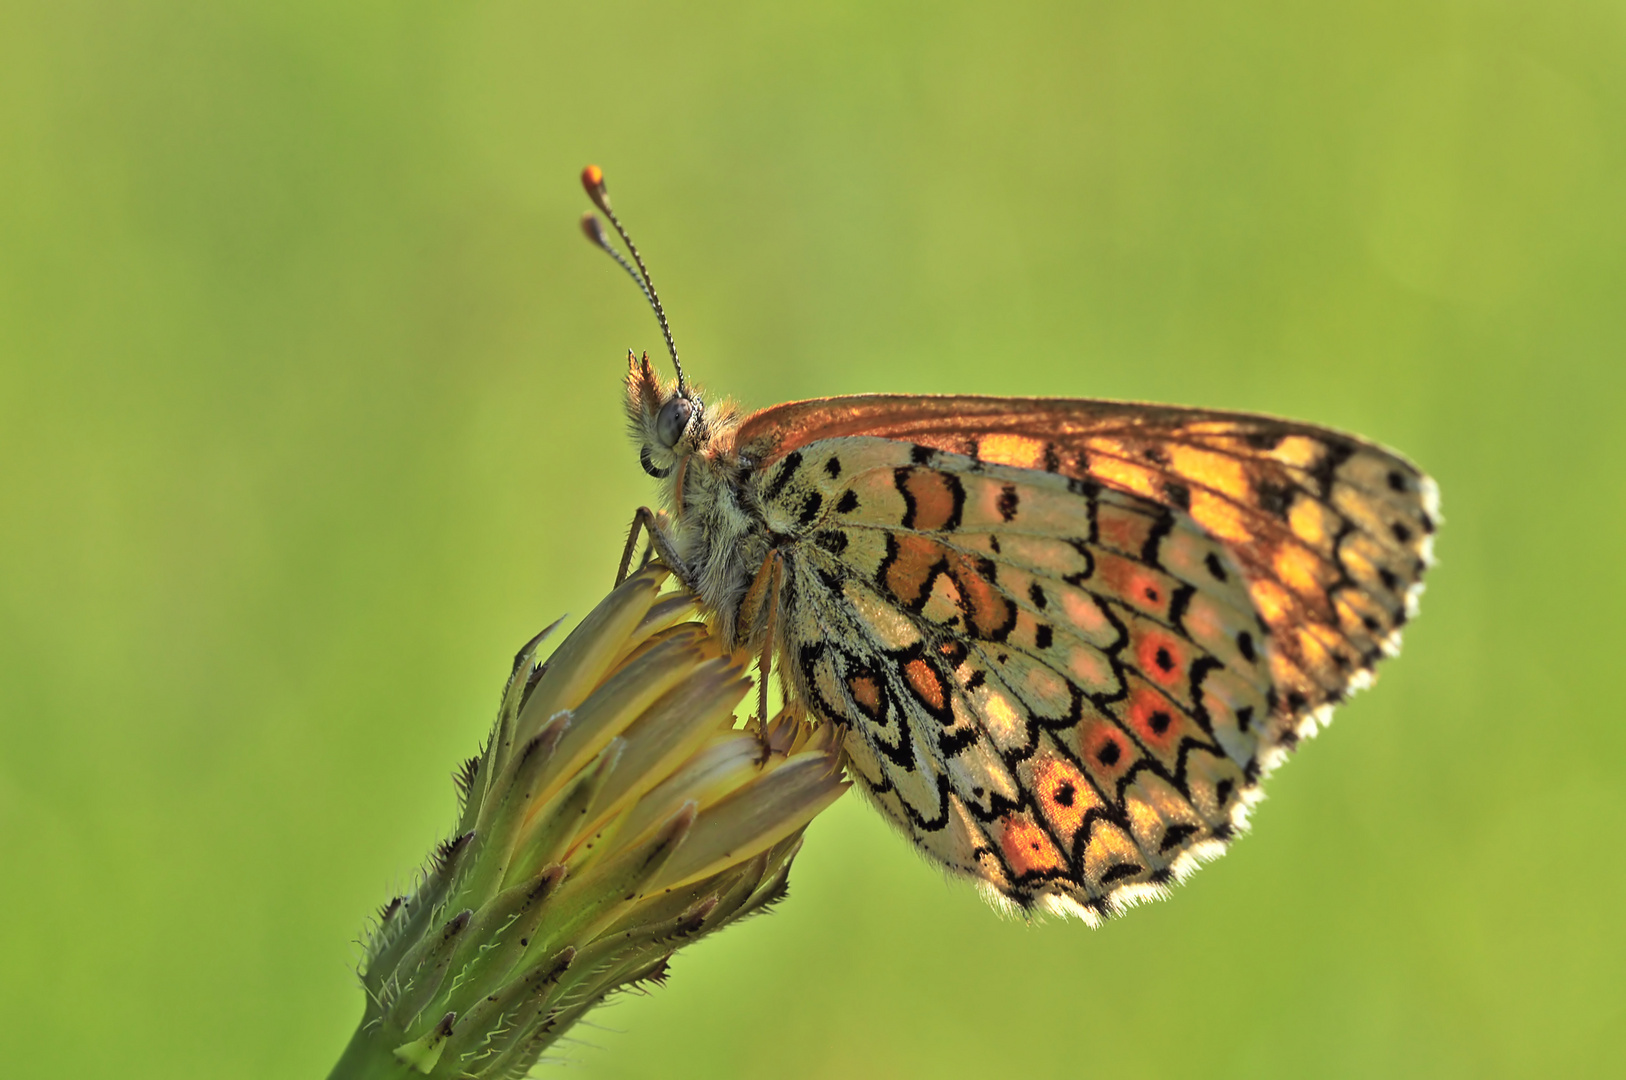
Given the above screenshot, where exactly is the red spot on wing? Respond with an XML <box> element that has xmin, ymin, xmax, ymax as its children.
<box><xmin>901</xmin><ymin>468</ymin><xmax>959</xmax><ymax>530</ymax></box>
<box><xmin>1096</xmin><ymin>503</ymin><xmax>1155</xmax><ymax>556</ymax></box>
<box><xmin>948</xmin><ymin>553</ymin><xmax>1014</xmax><ymax>640</ymax></box>
<box><xmin>1096</xmin><ymin>552</ymin><xmax>1171</xmax><ymax>618</ymax></box>
<box><xmin>999</xmin><ymin>812</ymin><xmax>1066</xmax><ymax>876</ymax></box>
<box><xmin>1125</xmin><ymin>684</ymin><xmax>1182</xmax><ymax>752</ymax></box>
<box><xmin>903</xmin><ymin>658</ymin><xmax>946</xmax><ymax>712</ymax></box>
<box><xmin>848</xmin><ymin>674</ymin><xmax>882</xmax><ymax>718</ymax></box>
<box><xmin>884</xmin><ymin>534</ymin><xmax>948</xmax><ymax>606</ymax></box>
<box><xmin>1135</xmin><ymin>630</ymin><xmax>1185</xmax><ymax>687</ymax></box>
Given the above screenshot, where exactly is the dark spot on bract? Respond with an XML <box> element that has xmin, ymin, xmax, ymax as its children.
<box><xmin>1204</xmin><ymin>551</ymin><xmax>1228</xmax><ymax>582</ymax></box>
<box><xmin>1391</xmin><ymin>521</ymin><xmax>1412</xmax><ymax>543</ymax></box>
<box><xmin>1054</xmin><ymin>781</ymin><xmax>1076</xmax><ymax>807</ymax></box>
<box><xmin>824</xmin><ymin>456</ymin><xmax>842</xmax><ymax>479</ymax></box>
<box><xmin>1155</xmin><ymin>647</ymin><xmax>1174</xmax><ymax>672</ymax></box>
<box><xmin>836</xmin><ymin>490</ymin><xmax>860</xmax><ymax>514</ymax></box>
<box><xmin>1237</xmin><ymin>631</ymin><xmax>1256</xmax><ymax>663</ymax></box>
<box><xmin>1149</xmin><ymin>710</ymin><xmax>1172</xmax><ymax>735</ymax></box>
<box><xmin>1097</xmin><ymin>740</ymin><xmax>1121</xmax><ymax>766</ymax></box>
<box><xmin>1035</xmin><ymin>624</ymin><xmax>1053</xmax><ymax>650</ymax></box>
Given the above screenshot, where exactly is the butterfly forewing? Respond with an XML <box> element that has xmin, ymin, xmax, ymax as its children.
<box><xmin>737</xmin><ymin>398</ymin><xmax>1436</xmax><ymax>920</ymax></box>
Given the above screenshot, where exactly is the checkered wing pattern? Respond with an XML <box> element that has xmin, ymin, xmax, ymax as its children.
<box><xmin>736</xmin><ymin>397</ymin><xmax>1436</xmax><ymax>921</ymax></box>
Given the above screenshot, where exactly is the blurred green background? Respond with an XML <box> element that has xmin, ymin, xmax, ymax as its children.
<box><xmin>2</xmin><ymin>1</ymin><xmax>1622</xmax><ymax>1077</ymax></box>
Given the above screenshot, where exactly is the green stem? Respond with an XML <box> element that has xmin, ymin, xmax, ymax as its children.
<box><xmin>326</xmin><ymin>1019</ymin><xmax>413</xmax><ymax>1080</ymax></box>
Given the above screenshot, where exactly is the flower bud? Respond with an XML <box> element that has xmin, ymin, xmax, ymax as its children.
<box><xmin>326</xmin><ymin>568</ymin><xmax>848</xmax><ymax>1078</ymax></box>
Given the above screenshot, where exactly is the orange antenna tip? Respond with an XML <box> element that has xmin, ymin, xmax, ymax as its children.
<box><xmin>580</xmin><ymin>164</ymin><xmax>610</xmax><ymax>211</ymax></box>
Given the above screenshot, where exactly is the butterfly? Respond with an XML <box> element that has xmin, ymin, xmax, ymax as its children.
<box><xmin>578</xmin><ymin>165</ymin><xmax>1437</xmax><ymax>924</ymax></box>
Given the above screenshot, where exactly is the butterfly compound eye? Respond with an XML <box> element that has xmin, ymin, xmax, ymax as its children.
<box><xmin>655</xmin><ymin>396</ymin><xmax>694</xmax><ymax>449</ymax></box>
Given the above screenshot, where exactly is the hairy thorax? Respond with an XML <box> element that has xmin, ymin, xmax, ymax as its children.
<box><xmin>662</xmin><ymin>436</ymin><xmax>773</xmax><ymax>650</ymax></box>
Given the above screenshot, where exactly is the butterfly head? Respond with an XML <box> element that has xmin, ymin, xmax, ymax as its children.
<box><xmin>579</xmin><ymin>164</ymin><xmax>720</xmax><ymax>481</ymax></box>
<box><xmin>625</xmin><ymin>350</ymin><xmax>706</xmax><ymax>479</ymax></box>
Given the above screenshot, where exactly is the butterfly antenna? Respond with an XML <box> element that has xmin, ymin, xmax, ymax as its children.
<box><xmin>579</xmin><ymin>165</ymin><xmax>688</xmax><ymax>396</ymax></box>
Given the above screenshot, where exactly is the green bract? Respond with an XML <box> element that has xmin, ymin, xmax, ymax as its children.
<box><xmin>327</xmin><ymin>568</ymin><xmax>848</xmax><ymax>1079</ymax></box>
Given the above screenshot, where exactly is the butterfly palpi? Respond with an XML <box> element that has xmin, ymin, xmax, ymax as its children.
<box><xmin>578</xmin><ymin>166</ymin><xmax>1437</xmax><ymax>924</ymax></box>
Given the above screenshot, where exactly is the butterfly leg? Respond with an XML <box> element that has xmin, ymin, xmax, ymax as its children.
<box><xmin>614</xmin><ymin>506</ymin><xmax>688</xmax><ymax>587</ymax></box>
<box><xmin>737</xmin><ymin>548</ymin><xmax>786</xmax><ymax>760</ymax></box>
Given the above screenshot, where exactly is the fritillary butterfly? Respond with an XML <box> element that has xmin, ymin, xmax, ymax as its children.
<box><xmin>579</xmin><ymin>166</ymin><xmax>1437</xmax><ymax>923</ymax></box>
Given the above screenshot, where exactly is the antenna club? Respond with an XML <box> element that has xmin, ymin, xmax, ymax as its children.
<box><xmin>581</xmin><ymin>212</ymin><xmax>610</xmax><ymax>249</ymax></box>
<box><xmin>581</xmin><ymin>165</ymin><xmax>611</xmax><ymax>211</ymax></box>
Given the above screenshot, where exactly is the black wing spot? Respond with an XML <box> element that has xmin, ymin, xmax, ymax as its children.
<box><xmin>1100</xmin><ymin>862</ymin><xmax>1144</xmax><ymax>885</ymax></box>
<box><xmin>1143</xmin><ymin>586</ymin><xmax>1159</xmax><ymax>603</ymax></box>
<box><xmin>1154</xmin><ymin>647</ymin><xmax>1175</xmax><ymax>673</ymax></box>
<box><xmin>796</xmin><ymin>492</ymin><xmax>824</xmax><ymax>528</ymax></box>
<box><xmin>1285</xmin><ymin>690</ymin><xmax>1308</xmax><ymax>714</ymax></box>
<box><xmin>1054</xmin><ymin>780</ymin><xmax>1076</xmax><ymax>807</ymax></box>
<box><xmin>1215</xmin><ymin>778</ymin><xmax>1234</xmax><ymax>806</ymax></box>
<box><xmin>1362</xmin><ymin>614</ymin><xmax>1381</xmax><ymax>632</ymax></box>
<box><xmin>1378</xmin><ymin>567</ymin><xmax>1400</xmax><ymax>592</ymax></box>
<box><xmin>1097</xmin><ymin>741</ymin><xmax>1122</xmax><ymax>766</ymax></box>
<box><xmin>1028</xmin><ymin>581</ymin><xmax>1047</xmax><ymax>610</ymax></box>
<box><xmin>824</xmin><ymin>455</ymin><xmax>842</xmax><ymax>479</ymax></box>
<box><xmin>1034</xmin><ymin>624</ymin><xmax>1053</xmax><ymax>650</ymax></box>
<box><xmin>1236</xmin><ymin>631</ymin><xmax>1256</xmax><ymax>663</ymax></box>
<box><xmin>1149</xmin><ymin>710</ymin><xmax>1172</xmax><ymax>735</ymax></box>
<box><xmin>815</xmin><ymin>530</ymin><xmax>848</xmax><ymax>555</ymax></box>
<box><xmin>1244</xmin><ymin>430</ymin><xmax>1285</xmax><ymax>450</ymax></box>
<box><xmin>1143</xmin><ymin>445</ymin><xmax>1170</xmax><ymax>465</ymax></box>
<box><xmin>1256</xmin><ymin>478</ymin><xmax>1294</xmax><ymax>519</ymax></box>
<box><xmin>910</xmin><ymin>443</ymin><xmax>935</xmax><ymax>465</ymax></box>
<box><xmin>990</xmin><ymin>535</ymin><xmax>1002</xmax><ymax>554</ymax></box>
<box><xmin>1391</xmin><ymin>521</ymin><xmax>1413</xmax><ymax>543</ymax></box>
<box><xmin>836</xmin><ymin>490</ymin><xmax>860</xmax><ymax>514</ymax></box>
<box><xmin>764</xmin><ymin>451</ymin><xmax>802</xmax><ymax>501</ymax></box>
<box><xmin>1162</xmin><ymin>481</ymin><xmax>1191</xmax><ymax>510</ymax></box>
<box><xmin>1204</xmin><ymin>551</ymin><xmax>1228</xmax><ymax>582</ymax></box>
<box><xmin>1159</xmin><ymin>823</ymin><xmax>1198</xmax><ymax>852</ymax></box>
<box><xmin>997</xmin><ymin>484</ymin><xmax>1020</xmax><ymax>522</ymax></box>
<box><xmin>1387</xmin><ymin>470</ymin><xmax>1407</xmax><ymax>492</ymax></box>
<box><xmin>1236</xmin><ymin>705</ymin><xmax>1254</xmax><ymax>733</ymax></box>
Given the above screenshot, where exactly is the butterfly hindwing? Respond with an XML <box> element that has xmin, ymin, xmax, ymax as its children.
<box><xmin>740</xmin><ymin>401</ymin><xmax>1436</xmax><ymax>920</ymax></box>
